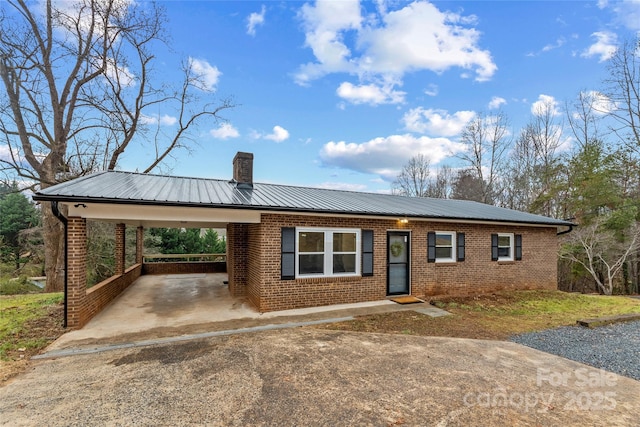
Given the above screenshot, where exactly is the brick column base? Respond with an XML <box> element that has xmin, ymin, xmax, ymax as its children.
<box><xmin>67</xmin><ymin>217</ymin><xmax>89</xmax><ymax>328</ymax></box>
<box><xmin>115</xmin><ymin>223</ymin><xmax>125</xmax><ymax>275</ymax></box>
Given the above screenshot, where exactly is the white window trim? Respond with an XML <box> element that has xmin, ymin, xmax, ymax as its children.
<box><xmin>435</xmin><ymin>231</ymin><xmax>456</xmax><ymax>263</ymax></box>
<box><xmin>498</xmin><ymin>233</ymin><xmax>514</xmax><ymax>262</ymax></box>
<box><xmin>296</xmin><ymin>227</ymin><xmax>361</xmax><ymax>278</ymax></box>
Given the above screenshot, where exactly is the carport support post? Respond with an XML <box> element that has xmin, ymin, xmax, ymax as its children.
<box><xmin>136</xmin><ymin>226</ymin><xmax>144</xmax><ymax>265</ymax></box>
<box><xmin>67</xmin><ymin>217</ymin><xmax>89</xmax><ymax>328</ymax></box>
<box><xmin>115</xmin><ymin>223</ymin><xmax>126</xmax><ymax>275</ymax></box>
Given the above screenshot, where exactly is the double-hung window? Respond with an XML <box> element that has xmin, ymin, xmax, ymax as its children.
<box><xmin>297</xmin><ymin>228</ymin><xmax>360</xmax><ymax>277</ymax></box>
<box><xmin>435</xmin><ymin>232</ymin><xmax>456</xmax><ymax>263</ymax></box>
<box><xmin>428</xmin><ymin>231</ymin><xmax>464</xmax><ymax>263</ymax></box>
<box><xmin>496</xmin><ymin>233</ymin><xmax>514</xmax><ymax>261</ymax></box>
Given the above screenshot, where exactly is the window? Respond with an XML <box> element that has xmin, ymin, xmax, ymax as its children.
<box><xmin>428</xmin><ymin>231</ymin><xmax>464</xmax><ymax>263</ymax></box>
<box><xmin>492</xmin><ymin>233</ymin><xmax>514</xmax><ymax>261</ymax></box>
<box><xmin>435</xmin><ymin>232</ymin><xmax>456</xmax><ymax>263</ymax></box>
<box><xmin>297</xmin><ymin>228</ymin><xmax>360</xmax><ymax>277</ymax></box>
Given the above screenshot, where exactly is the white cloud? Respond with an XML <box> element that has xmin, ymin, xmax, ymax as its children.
<box><xmin>315</xmin><ymin>182</ymin><xmax>368</xmax><ymax>191</ymax></box>
<box><xmin>336</xmin><ymin>81</ymin><xmax>406</xmax><ymax>105</ymax></box>
<box><xmin>210</xmin><ymin>123</ymin><xmax>240</xmax><ymax>139</ymax></box>
<box><xmin>104</xmin><ymin>59</ymin><xmax>136</xmax><ymax>87</ymax></box>
<box><xmin>542</xmin><ymin>37</ymin><xmax>566</xmax><ymax>52</ymax></box>
<box><xmin>264</xmin><ymin>125</ymin><xmax>290</xmax><ymax>142</ymax></box>
<box><xmin>247</xmin><ymin>5</ymin><xmax>266</xmax><ymax>36</ymax></box>
<box><xmin>531</xmin><ymin>94</ymin><xmax>561</xmax><ymax>116</ymax></box>
<box><xmin>0</xmin><ymin>144</ymin><xmax>14</xmax><ymax>161</ymax></box>
<box><xmin>488</xmin><ymin>96</ymin><xmax>507</xmax><ymax>110</ymax></box>
<box><xmin>402</xmin><ymin>107</ymin><xmax>475</xmax><ymax>136</ymax></box>
<box><xmin>319</xmin><ymin>133</ymin><xmax>464</xmax><ymax>180</ymax></box>
<box><xmin>424</xmin><ymin>84</ymin><xmax>439</xmax><ymax>97</ymax></box>
<box><xmin>140</xmin><ymin>114</ymin><xmax>178</xmax><ymax>126</ymax></box>
<box><xmin>295</xmin><ymin>0</ymin><xmax>496</xmax><ymax>97</ymax></box>
<box><xmin>587</xmin><ymin>91</ymin><xmax>616</xmax><ymax>114</ymax></box>
<box><xmin>607</xmin><ymin>0</ymin><xmax>640</xmax><ymax>30</ymax></box>
<box><xmin>188</xmin><ymin>57</ymin><xmax>222</xmax><ymax>91</ymax></box>
<box><xmin>295</xmin><ymin>0</ymin><xmax>362</xmax><ymax>85</ymax></box>
<box><xmin>581</xmin><ymin>31</ymin><xmax>618</xmax><ymax>62</ymax></box>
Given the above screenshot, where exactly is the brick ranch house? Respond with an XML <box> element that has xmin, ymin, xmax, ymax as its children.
<box><xmin>34</xmin><ymin>152</ymin><xmax>574</xmax><ymax>329</ymax></box>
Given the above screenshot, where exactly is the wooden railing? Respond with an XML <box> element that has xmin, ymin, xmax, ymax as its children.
<box><xmin>142</xmin><ymin>253</ymin><xmax>227</xmax><ymax>263</ymax></box>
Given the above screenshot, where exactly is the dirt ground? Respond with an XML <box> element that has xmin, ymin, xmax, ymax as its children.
<box><xmin>1</xmin><ymin>328</ymin><xmax>638</xmax><ymax>426</ymax></box>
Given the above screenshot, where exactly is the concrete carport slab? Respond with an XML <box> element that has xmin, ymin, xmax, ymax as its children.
<box><xmin>48</xmin><ymin>273</ymin><xmax>413</xmax><ymax>352</ymax></box>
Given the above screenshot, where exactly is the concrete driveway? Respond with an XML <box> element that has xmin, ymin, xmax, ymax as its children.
<box><xmin>1</xmin><ymin>328</ymin><xmax>639</xmax><ymax>426</ymax></box>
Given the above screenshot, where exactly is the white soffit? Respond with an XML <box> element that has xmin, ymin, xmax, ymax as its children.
<box><xmin>65</xmin><ymin>203</ymin><xmax>261</xmax><ymax>227</ymax></box>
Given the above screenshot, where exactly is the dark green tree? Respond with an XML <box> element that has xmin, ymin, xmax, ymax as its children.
<box><xmin>0</xmin><ymin>186</ymin><xmax>40</xmax><ymax>270</ymax></box>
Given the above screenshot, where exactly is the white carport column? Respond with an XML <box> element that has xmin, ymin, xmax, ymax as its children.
<box><xmin>136</xmin><ymin>226</ymin><xmax>144</xmax><ymax>265</ymax></box>
<box><xmin>115</xmin><ymin>223</ymin><xmax>126</xmax><ymax>276</ymax></box>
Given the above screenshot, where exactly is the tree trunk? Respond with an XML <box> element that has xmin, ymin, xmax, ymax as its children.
<box><xmin>42</xmin><ymin>202</ymin><xmax>65</xmax><ymax>293</ymax></box>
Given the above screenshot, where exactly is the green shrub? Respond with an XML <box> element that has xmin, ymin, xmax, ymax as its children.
<box><xmin>0</xmin><ymin>276</ymin><xmax>42</xmax><ymax>295</ymax></box>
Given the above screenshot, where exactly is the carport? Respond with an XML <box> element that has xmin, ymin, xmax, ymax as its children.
<box><xmin>33</xmin><ymin>153</ymin><xmax>260</xmax><ymax>329</ymax></box>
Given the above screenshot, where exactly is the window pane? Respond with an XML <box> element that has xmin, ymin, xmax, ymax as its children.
<box><xmin>333</xmin><ymin>254</ymin><xmax>356</xmax><ymax>273</ymax></box>
<box><xmin>333</xmin><ymin>232</ymin><xmax>356</xmax><ymax>252</ymax></box>
<box><xmin>498</xmin><ymin>247</ymin><xmax>510</xmax><ymax>257</ymax></box>
<box><xmin>299</xmin><ymin>232</ymin><xmax>324</xmax><ymax>253</ymax></box>
<box><xmin>299</xmin><ymin>254</ymin><xmax>324</xmax><ymax>274</ymax></box>
<box><xmin>498</xmin><ymin>235</ymin><xmax>511</xmax><ymax>247</ymax></box>
<box><xmin>435</xmin><ymin>234</ymin><xmax>452</xmax><ymax>247</ymax></box>
<box><xmin>435</xmin><ymin>247</ymin><xmax>452</xmax><ymax>259</ymax></box>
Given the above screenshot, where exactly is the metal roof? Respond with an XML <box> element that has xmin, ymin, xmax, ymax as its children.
<box><xmin>33</xmin><ymin>170</ymin><xmax>573</xmax><ymax>227</ymax></box>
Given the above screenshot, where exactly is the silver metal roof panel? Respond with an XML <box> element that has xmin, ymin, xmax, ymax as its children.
<box><xmin>34</xmin><ymin>171</ymin><xmax>573</xmax><ymax>226</ymax></box>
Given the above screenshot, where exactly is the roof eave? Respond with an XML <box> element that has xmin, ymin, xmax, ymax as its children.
<box><xmin>33</xmin><ymin>193</ymin><xmax>575</xmax><ymax>228</ymax></box>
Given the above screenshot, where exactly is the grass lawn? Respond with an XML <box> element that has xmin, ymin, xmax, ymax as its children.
<box><xmin>319</xmin><ymin>290</ymin><xmax>640</xmax><ymax>340</ymax></box>
<box><xmin>0</xmin><ymin>293</ymin><xmax>64</xmax><ymax>384</ymax></box>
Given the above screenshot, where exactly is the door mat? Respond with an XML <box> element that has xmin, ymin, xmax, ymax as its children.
<box><xmin>389</xmin><ymin>296</ymin><xmax>424</xmax><ymax>304</ymax></box>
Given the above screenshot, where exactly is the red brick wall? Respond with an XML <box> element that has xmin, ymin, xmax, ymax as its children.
<box><xmin>142</xmin><ymin>262</ymin><xmax>226</xmax><ymax>275</ymax></box>
<box><xmin>243</xmin><ymin>214</ymin><xmax>559</xmax><ymax>312</ymax></box>
<box><xmin>246</xmin><ymin>223</ymin><xmax>262</xmax><ymax>309</ymax></box>
<box><xmin>227</xmin><ymin>223</ymin><xmax>248</xmax><ymax>296</ymax></box>
<box><xmin>136</xmin><ymin>226</ymin><xmax>144</xmax><ymax>264</ymax></box>
<box><xmin>85</xmin><ymin>265</ymin><xmax>142</xmax><ymax>320</ymax></box>
<box><xmin>67</xmin><ymin>217</ymin><xmax>89</xmax><ymax>328</ymax></box>
<box><xmin>115</xmin><ymin>223</ymin><xmax>125</xmax><ymax>275</ymax></box>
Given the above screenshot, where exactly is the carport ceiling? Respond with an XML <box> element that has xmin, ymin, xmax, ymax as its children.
<box><xmin>64</xmin><ymin>202</ymin><xmax>261</xmax><ymax>228</ymax></box>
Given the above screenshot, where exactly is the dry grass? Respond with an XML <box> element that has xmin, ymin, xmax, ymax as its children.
<box><xmin>318</xmin><ymin>290</ymin><xmax>640</xmax><ymax>340</ymax></box>
<box><xmin>0</xmin><ymin>293</ymin><xmax>64</xmax><ymax>385</ymax></box>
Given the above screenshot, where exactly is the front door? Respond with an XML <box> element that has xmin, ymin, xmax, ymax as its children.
<box><xmin>387</xmin><ymin>231</ymin><xmax>410</xmax><ymax>295</ymax></box>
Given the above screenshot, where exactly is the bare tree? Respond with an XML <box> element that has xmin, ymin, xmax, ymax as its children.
<box><xmin>457</xmin><ymin>112</ymin><xmax>510</xmax><ymax>205</ymax></box>
<box><xmin>0</xmin><ymin>0</ymin><xmax>234</xmax><ymax>291</ymax></box>
<box><xmin>603</xmin><ymin>37</ymin><xmax>640</xmax><ymax>155</ymax></box>
<box><xmin>427</xmin><ymin>164</ymin><xmax>454</xmax><ymax>199</ymax></box>
<box><xmin>392</xmin><ymin>154</ymin><xmax>431</xmax><ymax>197</ymax></box>
<box><xmin>566</xmin><ymin>91</ymin><xmax>605</xmax><ymax>149</ymax></box>
<box><xmin>560</xmin><ymin>215</ymin><xmax>640</xmax><ymax>295</ymax></box>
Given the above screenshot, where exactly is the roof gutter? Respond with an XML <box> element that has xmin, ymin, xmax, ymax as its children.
<box><xmin>556</xmin><ymin>224</ymin><xmax>574</xmax><ymax>236</ymax></box>
<box><xmin>51</xmin><ymin>201</ymin><xmax>68</xmax><ymax>328</ymax></box>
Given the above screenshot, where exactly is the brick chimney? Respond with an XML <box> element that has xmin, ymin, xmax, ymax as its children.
<box><xmin>232</xmin><ymin>152</ymin><xmax>254</xmax><ymax>189</ymax></box>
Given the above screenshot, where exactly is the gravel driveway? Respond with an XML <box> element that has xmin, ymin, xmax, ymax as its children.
<box><xmin>1</xmin><ymin>328</ymin><xmax>639</xmax><ymax>426</ymax></box>
<box><xmin>511</xmin><ymin>320</ymin><xmax>640</xmax><ymax>381</ymax></box>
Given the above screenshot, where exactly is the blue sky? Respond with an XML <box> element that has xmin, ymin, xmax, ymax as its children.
<box><xmin>114</xmin><ymin>0</ymin><xmax>640</xmax><ymax>193</ymax></box>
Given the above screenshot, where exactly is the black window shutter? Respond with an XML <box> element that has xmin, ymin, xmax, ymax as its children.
<box><xmin>281</xmin><ymin>227</ymin><xmax>295</xmax><ymax>280</ymax></box>
<box><xmin>491</xmin><ymin>233</ymin><xmax>499</xmax><ymax>261</ymax></box>
<box><xmin>457</xmin><ymin>232</ymin><xmax>465</xmax><ymax>262</ymax></box>
<box><xmin>515</xmin><ymin>234</ymin><xmax>523</xmax><ymax>261</ymax></box>
<box><xmin>362</xmin><ymin>230</ymin><xmax>374</xmax><ymax>276</ymax></box>
<box><xmin>427</xmin><ymin>231</ymin><xmax>436</xmax><ymax>263</ymax></box>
